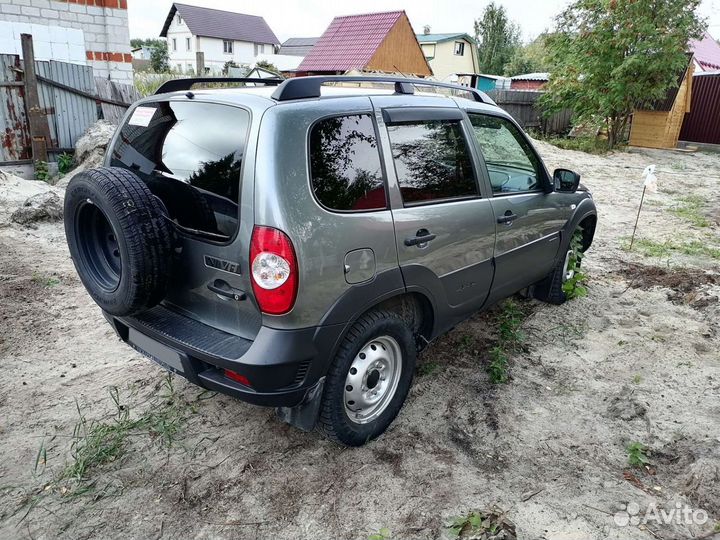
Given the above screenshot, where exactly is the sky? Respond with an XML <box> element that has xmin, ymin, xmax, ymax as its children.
<box><xmin>128</xmin><ymin>0</ymin><xmax>720</xmax><ymax>43</ymax></box>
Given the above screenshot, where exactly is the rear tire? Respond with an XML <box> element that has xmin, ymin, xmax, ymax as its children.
<box><xmin>318</xmin><ymin>310</ymin><xmax>416</xmax><ymax>446</ymax></box>
<box><xmin>64</xmin><ymin>167</ymin><xmax>173</xmax><ymax>316</ymax></box>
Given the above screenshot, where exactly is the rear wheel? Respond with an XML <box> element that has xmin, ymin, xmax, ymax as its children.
<box><xmin>318</xmin><ymin>310</ymin><xmax>416</xmax><ymax>446</ymax></box>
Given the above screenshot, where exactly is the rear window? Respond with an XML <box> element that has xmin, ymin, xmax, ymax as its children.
<box><xmin>110</xmin><ymin>101</ymin><xmax>250</xmax><ymax>239</ymax></box>
<box><xmin>309</xmin><ymin>114</ymin><xmax>386</xmax><ymax>212</ymax></box>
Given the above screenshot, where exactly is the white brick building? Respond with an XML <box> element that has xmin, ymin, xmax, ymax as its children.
<box><xmin>0</xmin><ymin>0</ymin><xmax>133</xmax><ymax>83</ymax></box>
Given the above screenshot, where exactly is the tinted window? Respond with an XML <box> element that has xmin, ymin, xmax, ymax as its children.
<box><xmin>111</xmin><ymin>101</ymin><xmax>249</xmax><ymax>238</ymax></box>
<box><xmin>387</xmin><ymin>120</ymin><xmax>477</xmax><ymax>204</ymax></box>
<box><xmin>309</xmin><ymin>114</ymin><xmax>386</xmax><ymax>211</ymax></box>
<box><xmin>468</xmin><ymin>114</ymin><xmax>543</xmax><ymax>194</ymax></box>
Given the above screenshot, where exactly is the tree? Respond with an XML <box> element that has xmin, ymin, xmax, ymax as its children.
<box><xmin>474</xmin><ymin>2</ymin><xmax>521</xmax><ymax>75</ymax></box>
<box><xmin>129</xmin><ymin>38</ymin><xmax>169</xmax><ymax>73</ymax></box>
<box><xmin>254</xmin><ymin>60</ymin><xmax>280</xmax><ymax>74</ymax></box>
<box><xmin>541</xmin><ymin>0</ymin><xmax>705</xmax><ymax>148</ymax></box>
<box><xmin>504</xmin><ymin>33</ymin><xmax>553</xmax><ymax>76</ymax></box>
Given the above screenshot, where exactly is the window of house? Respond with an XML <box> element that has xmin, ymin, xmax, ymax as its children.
<box><xmin>454</xmin><ymin>41</ymin><xmax>465</xmax><ymax>56</ymax></box>
<box><xmin>186</xmin><ymin>37</ymin><xmax>191</xmax><ymax>51</ymax></box>
<box><xmin>176</xmin><ymin>14</ymin><xmax>182</xmax><ymax>25</ymax></box>
<box><xmin>309</xmin><ymin>114</ymin><xmax>386</xmax><ymax>212</ymax></box>
<box><xmin>223</xmin><ymin>40</ymin><xmax>233</xmax><ymax>54</ymax></box>
<box><xmin>172</xmin><ymin>38</ymin><xmax>177</xmax><ymax>51</ymax></box>
<box><xmin>387</xmin><ymin>120</ymin><xmax>477</xmax><ymax>205</ymax></box>
<box><xmin>468</xmin><ymin>113</ymin><xmax>544</xmax><ymax>194</ymax></box>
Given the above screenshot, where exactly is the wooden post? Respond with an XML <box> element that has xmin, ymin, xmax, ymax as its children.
<box><xmin>20</xmin><ymin>34</ymin><xmax>51</xmax><ymax>163</ymax></box>
<box><xmin>196</xmin><ymin>51</ymin><xmax>205</xmax><ymax>76</ymax></box>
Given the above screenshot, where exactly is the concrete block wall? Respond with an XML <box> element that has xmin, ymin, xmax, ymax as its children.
<box><xmin>0</xmin><ymin>0</ymin><xmax>132</xmax><ymax>83</ymax></box>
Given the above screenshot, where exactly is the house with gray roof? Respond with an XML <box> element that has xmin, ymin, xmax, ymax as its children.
<box><xmin>279</xmin><ymin>37</ymin><xmax>319</xmax><ymax>57</ymax></box>
<box><xmin>160</xmin><ymin>3</ymin><xmax>280</xmax><ymax>74</ymax></box>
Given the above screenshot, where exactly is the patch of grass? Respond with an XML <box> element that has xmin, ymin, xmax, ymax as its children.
<box><xmin>486</xmin><ymin>300</ymin><xmax>528</xmax><ymax>384</ymax></box>
<box><xmin>626</xmin><ymin>238</ymin><xmax>720</xmax><ymax>261</ymax></box>
<box><xmin>671</xmin><ymin>196</ymin><xmax>710</xmax><ymax>228</ymax></box>
<box><xmin>632</xmin><ymin>374</ymin><xmax>642</xmax><ymax>385</ymax></box>
<box><xmin>627</xmin><ymin>442</ymin><xmax>650</xmax><ymax>468</ymax></box>
<box><xmin>34</xmin><ymin>160</ymin><xmax>50</xmax><ymax>182</ymax></box>
<box><xmin>57</xmin><ymin>153</ymin><xmax>74</xmax><ymax>176</ymax></box>
<box><xmin>417</xmin><ymin>360</ymin><xmax>440</xmax><ymax>376</ymax></box>
<box><xmin>487</xmin><ymin>347</ymin><xmax>509</xmax><ymax>384</ymax></box>
<box><xmin>368</xmin><ymin>527</ymin><xmax>391</xmax><ymax>540</ymax></box>
<box><xmin>542</xmin><ymin>135</ymin><xmax>618</xmax><ymax>155</ymax></box>
<box><xmin>60</xmin><ymin>376</ymin><xmax>191</xmax><ymax>486</ymax></box>
<box><xmin>31</xmin><ymin>272</ymin><xmax>60</xmax><ymax>288</ymax></box>
<box><xmin>446</xmin><ymin>507</ymin><xmax>515</xmax><ymax>538</ymax></box>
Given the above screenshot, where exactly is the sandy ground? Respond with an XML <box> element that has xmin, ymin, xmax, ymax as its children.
<box><xmin>0</xmin><ymin>142</ymin><xmax>719</xmax><ymax>540</ymax></box>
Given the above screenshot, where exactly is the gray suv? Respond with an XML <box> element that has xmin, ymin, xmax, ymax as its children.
<box><xmin>64</xmin><ymin>76</ymin><xmax>597</xmax><ymax>446</ymax></box>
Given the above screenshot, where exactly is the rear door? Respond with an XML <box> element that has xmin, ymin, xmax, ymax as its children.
<box><xmin>109</xmin><ymin>99</ymin><xmax>262</xmax><ymax>339</ymax></box>
<box><xmin>372</xmin><ymin>98</ymin><xmax>496</xmax><ymax>328</ymax></box>
<box><xmin>461</xmin><ymin>108</ymin><xmax>566</xmax><ymax>301</ymax></box>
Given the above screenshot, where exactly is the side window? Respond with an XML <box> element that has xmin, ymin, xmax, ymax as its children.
<box><xmin>387</xmin><ymin>119</ymin><xmax>477</xmax><ymax>205</ymax></box>
<box><xmin>309</xmin><ymin>114</ymin><xmax>386</xmax><ymax>211</ymax></box>
<box><xmin>468</xmin><ymin>113</ymin><xmax>543</xmax><ymax>194</ymax></box>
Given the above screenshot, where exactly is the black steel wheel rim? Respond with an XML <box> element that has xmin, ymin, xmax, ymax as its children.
<box><xmin>75</xmin><ymin>201</ymin><xmax>122</xmax><ymax>292</ymax></box>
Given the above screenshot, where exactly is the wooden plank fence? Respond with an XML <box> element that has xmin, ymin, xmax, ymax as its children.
<box><xmin>0</xmin><ymin>35</ymin><xmax>139</xmax><ymax>164</ymax></box>
<box><xmin>488</xmin><ymin>89</ymin><xmax>573</xmax><ymax>135</ymax></box>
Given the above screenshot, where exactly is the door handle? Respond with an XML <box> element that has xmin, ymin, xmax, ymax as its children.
<box><xmin>207</xmin><ymin>279</ymin><xmax>246</xmax><ymax>301</ymax></box>
<box><xmin>497</xmin><ymin>213</ymin><xmax>518</xmax><ymax>224</ymax></box>
<box><xmin>404</xmin><ymin>229</ymin><xmax>437</xmax><ymax>247</ymax></box>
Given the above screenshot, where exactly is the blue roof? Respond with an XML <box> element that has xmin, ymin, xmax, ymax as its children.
<box><xmin>416</xmin><ymin>33</ymin><xmax>477</xmax><ymax>45</ymax></box>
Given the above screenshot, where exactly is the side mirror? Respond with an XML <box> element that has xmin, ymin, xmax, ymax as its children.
<box><xmin>553</xmin><ymin>169</ymin><xmax>581</xmax><ymax>193</ymax></box>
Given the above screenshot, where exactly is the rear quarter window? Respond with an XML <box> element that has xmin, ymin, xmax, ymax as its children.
<box><xmin>110</xmin><ymin>101</ymin><xmax>250</xmax><ymax>239</ymax></box>
<box><xmin>309</xmin><ymin>114</ymin><xmax>386</xmax><ymax>212</ymax></box>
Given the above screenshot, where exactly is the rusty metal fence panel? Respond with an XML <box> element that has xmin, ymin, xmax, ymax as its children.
<box><xmin>679</xmin><ymin>72</ymin><xmax>720</xmax><ymax>145</ymax></box>
<box><xmin>0</xmin><ymin>54</ymin><xmax>31</xmax><ymax>162</ymax></box>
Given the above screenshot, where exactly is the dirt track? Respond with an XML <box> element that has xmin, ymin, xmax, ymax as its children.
<box><xmin>1</xmin><ymin>142</ymin><xmax>719</xmax><ymax>540</ymax></box>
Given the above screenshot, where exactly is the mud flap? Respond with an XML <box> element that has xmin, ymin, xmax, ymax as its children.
<box><xmin>276</xmin><ymin>377</ymin><xmax>325</xmax><ymax>432</ymax></box>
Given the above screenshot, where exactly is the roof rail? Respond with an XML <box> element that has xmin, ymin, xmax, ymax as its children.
<box><xmin>154</xmin><ymin>77</ymin><xmax>283</xmax><ymax>95</ymax></box>
<box><xmin>270</xmin><ymin>75</ymin><xmax>489</xmax><ymax>103</ymax></box>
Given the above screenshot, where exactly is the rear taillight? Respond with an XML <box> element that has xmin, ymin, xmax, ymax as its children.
<box><xmin>250</xmin><ymin>226</ymin><xmax>298</xmax><ymax>315</ymax></box>
<box><xmin>223</xmin><ymin>369</ymin><xmax>251</xmax><ymax>387</ymax></box>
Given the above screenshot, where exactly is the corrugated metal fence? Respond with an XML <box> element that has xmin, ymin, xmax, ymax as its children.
<box><xmin>679</xmin><ymin>72</ymin><xmax>720</xmax><ymax>145</ymax></box>
<box><xmin>0</xmin><ymin>52</ymin><xmax>139</xmax><ymax>163</ymax></box>
<box><xmin>488</xmin><ymin>89</ymin><xmax>573</xmax><ymax>135</ymax></box>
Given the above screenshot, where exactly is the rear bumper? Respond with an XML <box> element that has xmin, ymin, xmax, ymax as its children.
<box><xmin>104</xmin><ymin>305</ymin><xmax>343</xmax><ymax>407</ymax></box>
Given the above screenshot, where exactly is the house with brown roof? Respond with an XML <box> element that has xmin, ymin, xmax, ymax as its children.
<box><xmin>160</xmin><ymin>3</ymin><xmax>280</xmax><ymax>74</ymax></box>
<box><xmin>689</xmin><ymin>31</ymin><xmax>720</xmax><ymax>72</ymax></box>
<box><xmin>297</xmin><ymin>11</ymin><xmax>432</xmax><ymax>77</ymax></box>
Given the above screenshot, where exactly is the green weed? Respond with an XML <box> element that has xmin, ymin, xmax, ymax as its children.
<box><xmin>368</xmin><ymin>527</ymin><xmax>391</xmax><ymax>540</ymax></box>
<box><xmin>446</xmin><ymin>508</ymin><xmax>515</xmax><ymax>538</ymax></box>
<box><xmin>541</xmin><ymin>136</ymin><xmax>620</xmax><ymax>154</ymax></box>
<box><xmin>417</xmin><ymin>361</ymin><xmax>440</xmax><ymax>376</ymax></box>
<box><xmin>627</xmin><ymin>442</ymin><xmax>650</xmax><ymax>468</ymax></box>
<box><xmin>671</xmin><ymin>196</ymin><xmax>710</xmax><ymax>228</ymax></box>
<box><xmin>487</xmin><ymin>347</ymin><xmax>509</xmax><ymax>384</ymax></box>
<box><xmin>31</xmin><ymin>273</ymin><xmax>60</xmax><ymax>288</ymax></box>
<box><xmin>562</xmin><ymin>229</ymin><xmax>588</xmax><ymax>299</ymax></box>
<box><xmin>628</xmin><ymin>237</ymin><xmax>720</xmax><ymax>260</ymax></box>
<box><xmin>632</xmin><ymin>374</ymin><xmax>642</xmax><ymax>385</ymax></box>
<box><xmin>57</xmin><ymin>153</ymin><xmax>74</xmax><ymax>175</ymax></box>
<box><xmin>34</xmin><ymin>160</ymin><xmax>50</xmax><ymax>182</ymax></box>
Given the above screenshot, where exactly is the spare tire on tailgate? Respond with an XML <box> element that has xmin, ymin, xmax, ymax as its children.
<box><xmin>64</xmin><ymin>167</ymin><xmax>173</xmax><ymax>316</ymax></box>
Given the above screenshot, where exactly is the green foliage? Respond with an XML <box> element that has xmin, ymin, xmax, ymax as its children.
<box><xmin>254</xmin><ymin>60</ymin><xmax>280</xmax><ymax>74</ymax></box>
<box><xmin>540</xmin><ymin>135</ymin><xmax>615</xmax><ymax>154</ymax></box>
<box><xmin>487</xmin><ymin>300</ymin><xmax>527</xmax><ymax>384</ymax></box>
<box><xmin>34</xmin><ymin>160</ymin><xmax>49</xmax><ymax>182</ymax></box>
<box><xmin>488</xmin><ymin>347</ymin><xmax>509</xmax><ymax>384</ymax></box>
<box><xmin>627</xmin><ymin>442</ymin><xmax>650</xmax><ymax>467</ymax></box>
<box><xmin>31</xmin><ymin>272</ymin><xmax>60</xmax><ymax>288</ymax></box>
<box><xmin>130</xmin><ymin>38</ymin><xmax>170</xmax><ymax>73</ymax></box>
<box><xmin>223</xmin><ymin>60</ymin><xmax>239</xmax><ymax>75</ymax></box>
<box><xmin>562</xmin><ymin>229</ymin><xmax>588</xmax><ymax>299</ymax></box>
<box><xmin>446</xmin><ymin>508</ymin><xmax>514</xmax><ymax>538</ymax></box>
<box><xmin>368</xmin><ymin>527</ymin><xmax>391</xmax><ymax>540</ymax></box>
<box><xmin>504</xmin><ymin>33</ymin><xmax>553</xmax><ymax>76</ymax></box>
<box><xmin>628</xmin><ymin>237</ymin><xmax>720</xmax><ymax>260</ymax></box>
<box><xmin>418</xmin><ymin>360</ymin><xmax>440</xmax><ymax>376</ymax></box>
<box><xmin>671</xmin><ymin>196</ymin><xmax>709</xmax><ymax>227</ymax></box>
<box><xmin>474</xmin><ymin>2</ymin><xmax>521</xmax><ymax>75</ymax></box>
<box><xmin>541</xmin><ymin>0</ymin><xmax>705</xmax><ymax>148</ymax></box>
<box><xmin>57</xmin><ymin>152</ymin><xmax>74</xmax><ymax>175</ymax></box>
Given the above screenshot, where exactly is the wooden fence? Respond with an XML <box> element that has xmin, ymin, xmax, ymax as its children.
<box><xmin>488</xmin><ymin>89</ymin><xmax>573</xmax><ymax>135</ymax></box>
<box><xmin>0</xmin><ymin>34</ymin><xmax>139</xmax><ymax>164</ymax></box>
